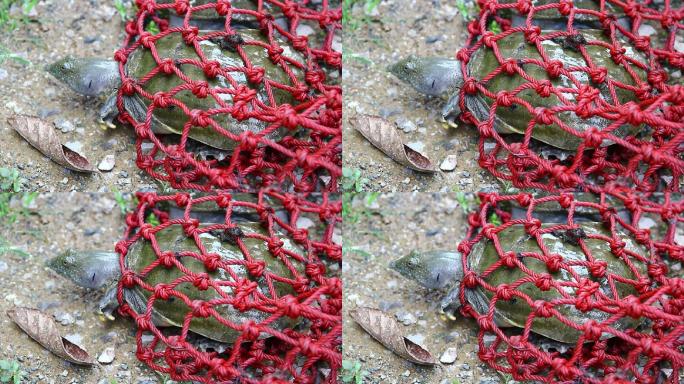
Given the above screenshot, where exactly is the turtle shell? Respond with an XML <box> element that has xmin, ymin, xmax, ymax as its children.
<box><xmin>499</xmin><ymin>0</ymin><xmax>626</xmax><ymax>27</ymax></box>
<box><xmin>124</xmin><ymin>223</ymin><xmax>305</xmax><ymax>343</ymax></box>
<box><xmin>156</xmin><ymin>0</ymin><xmax>268</xmax><ymax>22</ymax></box>
<box><xmin>466</xmin><ymin>222</ymin><xmax>649</xmax><ymax>343</ymax></box>
<box><xmin>464</xmin><ymin>29</ymin><xmax>648</xmax><ymax>150</ymax></box>
<box><xmin>123</xmin><ymin>28</ymin><xmax>306</xmax><ymax>150</ymax></box>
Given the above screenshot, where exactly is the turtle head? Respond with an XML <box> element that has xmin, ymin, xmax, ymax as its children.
<box><xmin>47</xmin><ymin>56</ymin><xmax>120</xmax><ymax>97</ymax></box>
<box><xmin>388</xmin><ymin>55</ymin><xmax>462</xmax><ymax>97</ymax></box>
<box><xmin>47</xmin><ymin>250</ymin><xmax>120</xmax><ymax>290</ymax></box>
<box><xmin>390</xmin><ymin>250</ymin><xmax>462</xmax><ymax>290</ymax></box>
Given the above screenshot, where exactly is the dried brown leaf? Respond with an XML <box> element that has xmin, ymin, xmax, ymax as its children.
<box><xmin>7</xmin><ymin>307</ymin><xmax>94</xmax><ymax>365</ymax></box>
<box><xmin>8</xmin><ymin>115</ymin><xmax>95</xmax><ymax>173</ymax></box>
<box><xmin>353</xmin><ymin>115</ymin><xmax>435</xmax><ymax>172</ymax></box>
<box><xmin>350</xmin><ymin>306</ymin><xmax>437</xmax><ymax>365</ymax></box>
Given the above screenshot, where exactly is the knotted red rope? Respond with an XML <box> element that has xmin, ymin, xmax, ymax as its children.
<box><xmin>115</xmin><ymin>191</ymin><xmax>341</xmax><ymax>383</ymax></box>
<box><xmin>456</xmin><ymin>0</ymin><xmax>684</xmax><ymax>193</ymax></box>
<box><xmin>115</xmin><ymin>0</ymin><xmax>341</xmax><ymax>192</ymax></box>
<box><xmin>457</xmin><ymin>192</ymin><xmax>683</xmax><ymax>383</ymax></box>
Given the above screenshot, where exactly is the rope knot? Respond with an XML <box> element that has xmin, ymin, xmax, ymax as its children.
<box><xmin>500</xmin><ymin>251</ymin><xmax>518</xmax><ymax>268</ymax></box>
<box><xmin>154</xmin><ymin>284</ymin><xmax>173</xmax><ymax>300</ymax></box>
<box><xmin>534</xmin><ymin>273</ymin><xmax>553</xmax><ymax>291</ymax></box>
<box><xmin>495</xmin><ymin>284</ymin><xmax>514</xmax><ymax>301</ymax></box>
<box><xmin>525</xmin><ymin>218</ymin><xmax>542</xmax><ymax>236</ymax></box>
<box><xmin>275</xmin><ymin>104</ymin><xmax>300</xmax><ymax>129</ymax></box>
<box><xmin>158</xmin><ymin>251</ymin><xmax>177</xmax><ymax>268</ymax></box>
<box><xmin>246</xmin><ymin>66</ymin><xmax>265</xmax><ymax>84</ymax></box>
<box><xmin>190</xmin><ymin>109</ymin><xmax>212</xmax><ymax>127</ymax></box>
<box><xmin>533</xmin><ymin>300</ymin><xmax>554</xmax><ymax>318</ymax></box>
<box><xmin>192</xmin><ymin>273</ymin><xmax>211</xmax><ymax>290</ymax></box>
<box><xmin>545</xmin><ymin>60</ymin><xmax>563</xmax><ymax>79</ymax></box>
<box><xmin>524</xmin><ymin>26</ymin><xmax>541</xmax><ymax>43</ymax></box>
<box><xmin>278</xmin><ymin>295</ymin><xmax>302</xmax><ymax>318</ymax></box>
<box><xmin>192</xmin><ymin>81</ymin><xmax>209</xmax><ymax>98</ymax></box>
<box><xmin>588</xmin><ymin>67</ymin><xmax>607</xmax><ymax>84</ymax></box>
<box><xmin>191</xmin><ymin>300</ymin><xmax>213</xmax><ymax>318</ymax></box>
<box><xmin>247</xmin><ymin>260</ymin><xmax>266</xmax><ymax>277</ymax></box>
<box><xmin>202</xmin><ymin>60</ymin><xmax>222</xmax><ymax>79</ymax></box>
<box><xmin>152</xmin><ymin>92</ymin><xmax>171</xmax><ymax>108</ymax></box>
<box><xmin>495</xmin><ymin>91</ymin><xmax>513</xmax><ymax>107</ymax></box>
<box><xmin>545</xmin><ymin>254</ymin><xmax>563</xmax><ymax>273</ymax></box>
<box><xmin>533</xmin><ymin>107</ymin><xmax>554</xmax><ymax>125</ymax></box>
<box><xmin>181</xmin><ymin>26</ymin><xmax>199</xmax><ymax>44</ymax></box>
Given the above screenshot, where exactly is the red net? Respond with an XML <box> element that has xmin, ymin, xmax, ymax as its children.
<box><xmin>456</xmin><ymin>0</ymin><xmax>684</xmax><ymax>192</ymax></box>
<box><xmin>456</xmin><ymin>192</ymin><xmax>684</xmax><ymax>383</ymax></box>
<box><xmin>114</xmin><ymin>0</ymin><xmax>342</xmax><ymax>193</ymax></box>
<box><xmin>113</xmin><ymin>191</ymin><xmax>342</xmax><ymax>383</ymax></box>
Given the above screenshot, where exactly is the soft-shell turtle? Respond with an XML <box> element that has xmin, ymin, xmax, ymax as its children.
<box><xmin>390</xmin><ymin>221</ymin><xmax>649</xmax><ymax>343</ymax></box>
<box><xmin>389</xmin><ymin>29</ymin><xmax>648</xmax><ymax>151</ymax></box>
<box><xmin>47</xmin><ymin>27</ymin><xmax>306</xmax><ymax>151</ymax></box>
<box><xmin>48</xmin><ymin>222</ymin><xmax>305</xmax><ymax>343</ymax></box>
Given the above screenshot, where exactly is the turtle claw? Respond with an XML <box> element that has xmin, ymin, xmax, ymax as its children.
<box><xmin>439</xmin><ymin>285</ymin><xmax>461</xmax><ymax>319</ymax></box>
<box><xmin>98</xmin><ymin>286</ymin><xmax>119</xmax><ymax>321</ymax></box>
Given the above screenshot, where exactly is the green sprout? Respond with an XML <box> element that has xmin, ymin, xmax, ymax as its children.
<box><xmin>341</xmin><ymin>360</ymin><xmax>368</xmax><ymax>384</ymax></box>
<box><xmin>0</xmin><ymin>359</ymin><xmax>23</xmax><ymax>384</ymax></box>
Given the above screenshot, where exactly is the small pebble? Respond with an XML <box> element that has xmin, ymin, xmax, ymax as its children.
<box><xmin>405</xmin><ymin>141</ymin><xmax>425</xmax><ymax>153</ymax></box>
<box><xmin>64</xmin><ymin>333</ymin><xmax>83</xmax><ymax>345</ymax></box>
<box><xmin>55</xmin><ymin>119</ymin><xmax>75</xmax><ymax>133</ymax></box>
<box><xmin>54</xmin><ymin>312</ymin><xmax>75</xmax><ymax>326</ymax></box>
<box><xmin>395</xmin><ymin>310</ymin><xmax>417</xmax><ymax>326</ymax></box>
<box><xmin>64</xmin><ymin>140</ymin><xmax>83</xmax><ymax>153</ymax></box>
<box><xmin>440</xmin><ymin>155</ymin><xmax>458</xmax><ymax>171</ymax></box>
<box><xmin>396</xmin><ymin>117</ymin><xmax>417</xmax><ymax>133</ymax></box>
<box><xmin>440</xmin><ymin>347</ymin><xmax>458</xmax><ymax>364</ymax></box>
<box><xmin>98</xmin><ymin>346</ymin><xmax>116</xmax><ymax>364</ymax></box>
<box><xmin>406</xmin><ymin>333</ymin><xmax>425</xmax><ymax>345</ymax></box>
<box><xmin>98</xmin><ymin>154</ymin><xmax>116</xmax><ymax>172</ymax></box>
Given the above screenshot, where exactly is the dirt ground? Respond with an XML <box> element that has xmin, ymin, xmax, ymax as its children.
<box><xmin>0</xmin><ymin>0</ymin><xmax>155</xmax><ymax>193</ymax></box>
<box><xmin>0</xmin><ymin>192</ymin><xmax>159</xmax><ymax>383</ymax></box>
<box><xmin>342</xmin><ymin>0</ymin><xmax>500</xmax><ymax>193</ymax></box>
<box><xmin>342</xmin><ymin>192</ymin><xmax>502</xmax><ymax>384</ymax></box>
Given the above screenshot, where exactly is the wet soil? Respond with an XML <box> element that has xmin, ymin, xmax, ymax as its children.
<box><xmin>0</xmin><ymin>1</ymin><xmax>155</xmax><ymax>193</ymax></box>
<box><xmin>0</xmin><ymin>192</ymin><xmax>158</xmax><ymax>383</ymax></box>
<box><xmin>342</xmin><ymin>192</ymin><xmax>502</xmax><ymax>384</ymax></box>
<box><xmin>342</xmin><ymin>0</ymin><xmax>500</xmax><ymax>193</ymax></box>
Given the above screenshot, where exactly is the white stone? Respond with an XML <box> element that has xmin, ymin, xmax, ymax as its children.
<box><xmin>440</xmin><ymin>347</ymin><xmax>458</xmax><ymax>364</ymax></box>
<box><xmin>440</xmin><ymin>155</ymin><xmax>458</xmax><ymax>171</ymax></box>
<box><xmin>98</xmin><ymin>154</ymin><xmax>116</xmax><ymax>172</ymax></box>
<box><xmin>98</xmin><ymin>346</ymin><xmax>116</xmax><ymax>364</ymax></box>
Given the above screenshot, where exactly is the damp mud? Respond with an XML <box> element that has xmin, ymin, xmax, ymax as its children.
<box><xmin>342</xmin><ymin>0</ymin><xmax>500</xmax><ymax>193</ymax></box>
<box><xmin>342</xmin><ymin>192</ymin><xmax>503</xmax><ymax>383</ymax></box>
<box><xmin>0</xmin><ymin>192</ymin><xmax>158</xmax><ymax>383</ymax></box>
<box><xmin>0</xmin><ymin>0</ymin><xmax>155</xmax><ymax>193</ymax></box>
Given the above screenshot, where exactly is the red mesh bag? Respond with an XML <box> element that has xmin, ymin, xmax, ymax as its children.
<box><xmin>114</xmin><ymin>0</ymin><xmax>342</xmax><ymax>193</ymax></box>
<box><xmin>456</xmin><ymin>192</ymin><xmax>684</xmax><ymax>383</ymax></box>
<box><xmin>456</xmin><ymin>0</ymin><xmax>684</xmax><ymax>192</ymax></box>
<box><xmin>114</xmin><ymin>191</ymin><xmax>342</xmax><ymax>383</ymax></box>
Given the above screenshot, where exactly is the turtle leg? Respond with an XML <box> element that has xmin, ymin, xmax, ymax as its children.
<box><xmin>98</xmin><ymin>286</ymin><xmax>119</xmax><ymax>321</ymax></box>
<box><xmin>388</xmin><ymin>55</ymin><xmax>462</xmax><ymax>97</ymax></box>
<box><xmin>441</xmin><ymin>92</ymin><xmax>462</xmax><ymax>127</ymax></box>
<box><xmin>440</xmin><ymin>285</ymin><xmax>461</xmax><ymax>320</ymax></box>
<box><xmin>99</xmin><ymin>93</ymin><xmax>119</xmax><ymax>129</ymax></box>
<box><xmin>47</xmin><ymin>57</ymin><xmax>120</xmax><ymax>97</ymax></box>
